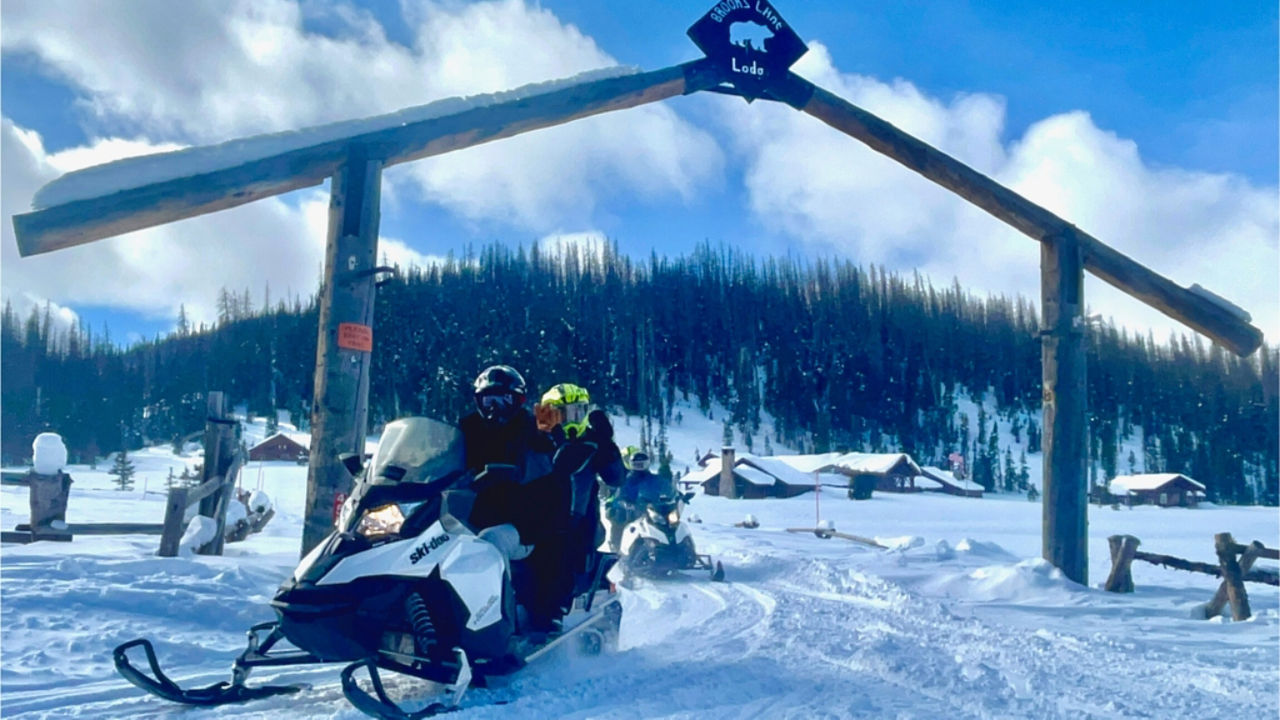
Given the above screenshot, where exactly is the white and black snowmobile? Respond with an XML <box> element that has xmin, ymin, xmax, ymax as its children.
<box><xmin>113</xmin><ymin>417</ymin><xmax>621</xmax><ymax>720</ymax></box>
<box><xmin>613</xmin><ymin>487</ymin><xmax>724</xmax><ymax>582</ymax></box>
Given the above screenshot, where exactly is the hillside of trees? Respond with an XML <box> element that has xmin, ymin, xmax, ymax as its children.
<box><xmin>3</xmin><ymin>242</ymin><xmax>1276</xmax><ymax>504</ymax></box>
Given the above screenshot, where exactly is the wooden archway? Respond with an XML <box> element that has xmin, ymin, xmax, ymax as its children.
<box><xmin>12</xmin><ymin>2</ymin><xmax>1262</xmax><ymax>582</ymax></box>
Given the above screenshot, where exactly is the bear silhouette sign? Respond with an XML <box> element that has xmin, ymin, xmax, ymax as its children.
<box><xmin>688</xmin><ymin>0</ymin><xmax>807</xmax><ymax>101</ymax></box>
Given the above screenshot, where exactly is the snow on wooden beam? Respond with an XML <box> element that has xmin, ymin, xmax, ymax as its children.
<box><xmin>13</xmin><ymin>63</ymin><xmax>699</xmax><ymax>258</ymax></box>
<box><xmin>799</xmin><ymin>83</ymin><xmax>1264</xmax><ymax>357</ymax></box>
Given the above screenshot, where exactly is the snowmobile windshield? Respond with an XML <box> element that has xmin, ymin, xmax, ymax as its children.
<box><xmin>634</xmin><ymin>474</ymin><xmax>677</xmax><ymax>504</ymax></box>
<box><xmin>366</xmin><ymin>418</ymin><xmax>464</xmax><ymax>486</ymax></box>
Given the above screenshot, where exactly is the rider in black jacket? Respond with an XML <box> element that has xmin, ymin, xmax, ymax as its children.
<box><xmin>459</xmin><ymin>365</ymin><xmax>578</xmax><ymax>633</ymax></box>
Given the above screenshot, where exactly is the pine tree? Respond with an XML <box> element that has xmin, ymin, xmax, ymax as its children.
<box><xmin>109</xmin><ymin>449</ymin><xmax>136</xmax><ymax>491</ymax></box>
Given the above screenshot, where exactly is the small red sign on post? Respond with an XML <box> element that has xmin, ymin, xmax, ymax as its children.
<box><xmin>337</xmin><ymin>323</ymin><xmax>373</xmax><ymax>352</ymax></box>
<box><xmin>332</xmin><ymin>491</ymin><xmax>349</xmax><ymax>525</ymax></box>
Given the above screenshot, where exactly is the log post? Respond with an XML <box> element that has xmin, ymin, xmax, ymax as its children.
<box><xmin>157</xmin><ymin>487</ymin><xmax>189</xmax><ymax>557</ymax></box>
<box><xmin>1204</xmin><ymin>540</ymin><xmax>1264</xmax><ymax>619</ymax></box>
<box><xmin>1213</xmin><ymin>532</ymin><xmax>1252</xmax><ymax>621</ymax></box>
<box><xmin>1041</xmin><ymin>235</ymin><xmax>1088</xmax><ymax>585</ymax></box>
<box><xmin>196</xmin><ymin>392</ymin><xmax>238</xmax><ymax>556</ymax></box>
<box><xmin>302</xmin><ymin>144</ymin><xmax>383</xmax><ymax>556</ymax></box>
<box><xmin>1104</xmin><ymin>534</ymin><xmax>1140</xmax><ymax>593</ymax></box>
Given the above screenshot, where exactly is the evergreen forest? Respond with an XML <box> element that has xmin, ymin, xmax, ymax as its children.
<box><xmin>3</xmin><ymin>243</ymin><xmax>1275</xmax><ymax>504</ymax></box>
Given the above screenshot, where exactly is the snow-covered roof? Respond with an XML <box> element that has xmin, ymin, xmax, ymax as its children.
<box><xmin>914</xmin><ymin>476</ymin><xmax>944</xmax><ymax>490</ymax></box>
<box><xmin>32</xmin><ymin>66</ymin><xmax>640</xmax><ymax>210</ymax></box>
<box><xmin>732</xmin><ymin>465</ymin><xmax>777</xmax><ymax>486</ymax></box>
<box><xmin>822</xmin><ymin>452</ymin><xmax>921</xmax><ymax>476</ymax></box>
<box><xmin>1108</xmin><ymin>473</ymin><xmax>1206</xmax><ymax>494</ymax></box>
<box><xmin>252</xmin><ymin>431</ymin><xmax>311</xmax><ymax>450</ymax></box>
<box><xmin>683</xmin><ymin>460</ymin><xmax>723</xmax><ymax>486</ymax></box>
<box><xmin>738</xmin><ymin>454</ymin><xmax>817</xmax><ymax>487</ymax></box>
<box><xmin>771</xmin><ymin>453</ymin><xmax>844</xmax><ymax>474</ymax></box>
<box><xmin>921</xmin><ymin>466</ymin><xmax>983</xmax><ymax>492</ymax></box>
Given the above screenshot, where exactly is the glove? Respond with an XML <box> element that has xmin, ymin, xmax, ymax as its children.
<box><xmin>584</xmin><ymin>410</ymin><xmax>614</xmax><ymax>442</ymax></box>
<box><xmin>534</xmin><ymin>402</ymin><xmax>562</xmax><ymax>433</ymax></box>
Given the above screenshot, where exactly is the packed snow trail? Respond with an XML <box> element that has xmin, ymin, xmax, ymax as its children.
<box><xmin>2</xmin><ymin>449</ymin><xmax>1276</xmax><ymax>719</ymax></box>
<box><xmin>3</xmin><ymin>522</ymin><xmax>1275</xmax><ymax>718</ymax></box>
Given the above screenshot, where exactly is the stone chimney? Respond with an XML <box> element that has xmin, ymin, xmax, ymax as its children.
<box><xmin>719</xmin><ymin>446</ymin><xmax>739</xmax><ymax>499</ymax></box>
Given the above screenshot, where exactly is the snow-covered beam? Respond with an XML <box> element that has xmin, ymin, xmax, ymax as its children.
<box><xmin>12</xmin><ymin>62</ymin><xmax>704</xmax><ymax>258</ymax></box>
<box><xmin>800</xmin><ymin>84</ymin><xmax>1265</xmax><ymax>357</ymax></box>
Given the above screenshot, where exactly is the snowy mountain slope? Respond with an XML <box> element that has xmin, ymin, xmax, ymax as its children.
<box><xmin>1</xmin><ymin>419</ymin><xmax>1276</xmax><ymax>719</ymax></box>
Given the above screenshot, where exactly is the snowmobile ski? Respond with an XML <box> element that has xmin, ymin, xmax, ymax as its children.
<box><xmin>113</xmin><ymin>622</ymin><xmax>320</xmax><ymax>706</ymax></box>
<box><xmin>341</xmin><ymin>648</ymin><xmax>474</xmax><ymax>720</ymax></box>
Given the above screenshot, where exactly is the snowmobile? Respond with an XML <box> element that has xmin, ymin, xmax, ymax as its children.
<box><xmin>113</xmin><ymin>417</ymin><xmax>622</xmax><ymax>720</ymax></box>
<box><xmin>612</xmin><ymin>487</ymin><xmax>724</xmax><ymax>582</ymax></box>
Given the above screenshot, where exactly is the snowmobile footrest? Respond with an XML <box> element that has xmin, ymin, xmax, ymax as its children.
<box><xmin>341</xmin><ymin>648</ymin><xmax>471</xmax><ymax>720</ymax></box>
<box><xmin>113</xmin><ymin>638</ymin><xmax>305</xmax><ymax>706</ymax></box>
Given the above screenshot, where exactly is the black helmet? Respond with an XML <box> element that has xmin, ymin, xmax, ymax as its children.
<box><xmin>473</xmin><ymin>365</ymin><xmax>527</xmax><ymax>423</ymax></box>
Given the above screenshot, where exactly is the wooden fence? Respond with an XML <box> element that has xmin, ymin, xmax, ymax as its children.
<box><xmin>157</xmin><ymin>392</ymin><xmax>242</xmax><ymax>557</ymax></box>
<box><xmin>1104</xmin><ymin>533</ymin><xmax>1279</xmax><ymax>621</ymax></box>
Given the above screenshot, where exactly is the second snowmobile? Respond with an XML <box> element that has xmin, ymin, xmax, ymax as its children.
<box><xmin>612</xmin><ymin>485</ymin><xmax>724</xmax><ymax>582</ymax></box>
<box><xmin>114</xmin><ymin>417</ymin><xmax>621</xmax><ymax>719</ymax></box>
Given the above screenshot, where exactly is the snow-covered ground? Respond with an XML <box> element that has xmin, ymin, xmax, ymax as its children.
<box><xmin>2</xmin><ymin>418</ymin><xmax>1277</xmax><ymax>719</ymax></box>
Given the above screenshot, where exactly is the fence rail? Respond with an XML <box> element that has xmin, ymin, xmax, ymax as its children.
<box><xmin>1105</xmin><ymin>532</ymin><xmax>1279</xmax><ymax>621</ymax></box>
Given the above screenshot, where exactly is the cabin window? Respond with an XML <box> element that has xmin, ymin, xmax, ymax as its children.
<box><xmin>1159</xmin><ymin>492</ymin><xmax>1168</xmax><ymax>505</ymax></box>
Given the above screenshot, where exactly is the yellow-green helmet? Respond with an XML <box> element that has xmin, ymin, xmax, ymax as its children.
<box><xmin>540</xmin><ymin>383</ymin><xmax>591</xmax><ymax>437</ymax></box>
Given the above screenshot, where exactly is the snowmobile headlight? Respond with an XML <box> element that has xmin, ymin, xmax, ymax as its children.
<box><xmin>356</xmin><ymin>503</ymin><xmax>405</xmax><ymax>538</ymax></box>
<box><xmin>667</xmin><ymin>510</ymin><xmax>680</xmax><ymax>525</ymax></box>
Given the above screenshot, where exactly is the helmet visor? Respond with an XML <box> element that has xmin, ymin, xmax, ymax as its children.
<box><xmin>476</xmin><ymin>392</ymin><xmax>517</xmax><ymax>421</ymax></box>
<box><xmin>560</xmin><ymin>401</ymin><xmax>589</xmax><ymax>425</ymax></box>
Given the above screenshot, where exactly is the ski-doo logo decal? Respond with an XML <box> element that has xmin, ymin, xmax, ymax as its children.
<box><xmin>473</xmin><ymin>593</ymin><xmax>499</xmax><ymax>623</ymax></box>
<box><xmin>409</xmin><ymin>533</ymin><xmax>450</xmax><ymax>564</ymax></box>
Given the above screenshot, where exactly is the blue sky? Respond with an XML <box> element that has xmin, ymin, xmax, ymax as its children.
<box><xmin>2</xmin><ymin>0</ymin><xmax>1276</xmax><ymax>345</ymax></box>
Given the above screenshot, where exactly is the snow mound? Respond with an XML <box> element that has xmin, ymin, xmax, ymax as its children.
<box><xmin>33</xmin><ymin>433</ymin><xmax>68</xmax><ymax>475</ymax></box>
<box><xmin>876</xmin><ymin>535</ymin><xmax>925</xmax><ymax>552</ymax></box>
<box><xmin>225</xmin><ymin>499</ymin><xmax>247</xmax><ymax>529</ymax></box>
<box><xmin>177</xmin><ymin>516</ymin><xmax>218</xmax><ymax>556</ymax></box>
<box><xmin>955</xmin><ymin>537</ymin><xmax>1018</xmax><ymax>560</ymax></box>
<box><xmin>961</xmin><ymin>558</ymin><xmax>1078</xmax><ymax>601</ymax></box>
<box><xmin>247</xmin><ymin>490</ymin><xmax>272</xmax><ymax>514</ymax></box>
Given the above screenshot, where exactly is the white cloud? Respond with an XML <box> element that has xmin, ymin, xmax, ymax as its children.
<box><xmin>377</xmin><ymin>236</ymin><xmax>446</xmax><ymax>271</ymax></box>
<box><xmin>2</xmin><ymin>0</ymin><xmax>722</xmax><ymax>232</ymax></box>
<box><xmin>538</xmin><ymin>230</ymin><xmax>609</xmax><ymax>260</ymax></box>
<box><xmin>726</xmin><ymin>42</ymin><xmax>1279</xmax><ymax>343</ymax></box>
<box><xmin>2</xmin><ymin>119</ymin><xmax>328</xmax><ymax>329</ymax></box>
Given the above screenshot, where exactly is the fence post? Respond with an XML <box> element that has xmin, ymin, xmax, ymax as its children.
<box><xmin>197</xmin><ymin>392</ymin><xmax>239</xmax><ymax>556</ymax></box>
<box><xmin>1213</xmin><ymin>532</ymin><xmax>1251</xmax><ymax>621</ymax></box>
<box><xmin>1104</xmin><ymin>534</ymin><xmax>1140</xmax><ymax>593</ymax></box>
<box><xmin>157</xmin><ymin>487</ymin><xmax>189</xmax><ymax>557</ymax></box>
<box><xmin>1204</xmin><ymin>540</ymin><xmax>1264</xmax><ymax>619</ymax></box>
